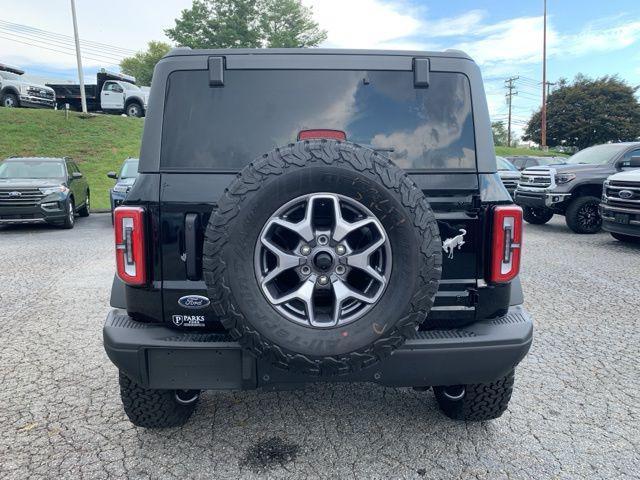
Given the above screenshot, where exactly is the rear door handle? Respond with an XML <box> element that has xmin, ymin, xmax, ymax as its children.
<box><xmin>185</xmin><ymin>213</ymin><xmax>200</xmax><ymax>280</ymax></box>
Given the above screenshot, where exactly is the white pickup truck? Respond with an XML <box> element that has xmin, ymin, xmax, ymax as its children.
<box><xmin>601</xmin><ymin>158</ymin><xmax>640</xmax><ymax>244</ymax></box>
<box><xmin>47</xmin><ymin>70</ymin><xmax>149</xmax><ymax>117</ymax></box>
<box><xmin>0</xmin><ymin>64</ymin><xmax>56</xmax><ymax>109</ymax></box>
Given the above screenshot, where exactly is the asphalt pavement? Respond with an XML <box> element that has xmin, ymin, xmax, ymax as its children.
<box><xmin>0</xmin><ymin>213</ymin><xmax>638</xmax><ymax>479</ymax></box>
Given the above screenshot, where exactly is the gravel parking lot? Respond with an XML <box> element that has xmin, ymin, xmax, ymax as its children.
<box><xmin>0</xmin><ymin>213</ymin><xmax>638</xmax><ymax>479</ymax></box>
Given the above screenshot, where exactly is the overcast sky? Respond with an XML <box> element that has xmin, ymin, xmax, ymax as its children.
<box><xmin>1</xmin><ymin>0</ymin><xmax>639</xmax><ymax>133</ymax></box>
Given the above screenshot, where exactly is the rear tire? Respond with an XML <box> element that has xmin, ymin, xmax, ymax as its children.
<box><xmin>565</xmin><ymin>196</ymin><xmax>602</xmax><ymax>234</ymax></box>
<box><xmin>1</xmin><ymin>92</ymin><xmax>19</xmax><ymax>108</ymax></box>
<box><xmin>610</xmin><ymin>232</ymin><xmax>640</xmax><ymax>244</ymax></box>
<box><xmin>434</xmin><ymin>370</ymin><xmax>515</xmax><ymax>421</ymax></box>
<box><xmin>78</xmin><ymin>192</ymin><xmax>90</xmax><ymax>217</ymax></box>
<box><xmin>126</xmin><ymin>102</ymin><xmax>143</xmax><ymax>117</ymax></box>
<box><xmin>522</xmin><ymin>206</ymin><xmax>554</xmax><ymax>225</ymax></box>
<box><xmin>118</xmin><ymin>371</ymin><xmax>199</xmax><ymax>428</ymax></box>
<box><xmin>62</xmin><ymin>198</ymin><xmax>75</xmax><ymax>229</ymax></box>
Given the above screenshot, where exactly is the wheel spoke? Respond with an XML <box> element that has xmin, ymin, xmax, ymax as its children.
<box><xmin>270</xmin><ymin>278</ymin><xmax>316</xmax><ymax>325</ymax></box>
<box><xmin>326</xmin><ymin>195</ymin><xmax>376</xmax><ymax>242</ymax></box>
<box><xmin>345</xmin><ymin>236</ymin><xmax>386</xmax><ymax>283</ymax></box>
<box><xmin>331</xmin><ymin>278</ymin><xmax>376</xmax><ymax>325</ymax></box>
<box><xmin>270</xmin><ymin>197</ymin><xmax>315</xmax><ymax>242</ymax></box>
<box><xmin>260</xmin><ymin>236</ymin><xmax>301</xmax><ymax>284</ymax></box>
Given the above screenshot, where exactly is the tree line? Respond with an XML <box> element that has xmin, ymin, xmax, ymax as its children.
<box><xmin>120</xmin><ymin>0</ymin><xmax>325</xmax><ymax>85</ymax></box>
<box><xmin>494</xmin><ymin>75</ymin><xmax>640</xmax><ymax>150</ymax></box>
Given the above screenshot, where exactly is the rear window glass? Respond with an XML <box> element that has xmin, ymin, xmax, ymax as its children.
<box><xmin>161</xmin><ymin>69</ymin><xmax>476</xmax><ymax>171</ymax></box>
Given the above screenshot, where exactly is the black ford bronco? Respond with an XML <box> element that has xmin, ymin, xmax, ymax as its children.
<box><xmin>103</xmin><ymin>48</ymin><xmax>533</xmax><ymax>428</ymax></box>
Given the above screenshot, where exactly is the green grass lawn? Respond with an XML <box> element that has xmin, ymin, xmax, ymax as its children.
<box><xmin>0</xmin><ymin>108</ymin><xmax>143</xmax><ymax>210</ymax></box>
<box><xmin>0</xmin><ymin>108</ymin><xmax>568</xmax><ymax>210</ymax></box>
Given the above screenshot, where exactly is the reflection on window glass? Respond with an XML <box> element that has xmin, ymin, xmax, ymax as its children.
<box><xmin>119</xmin><ymin>159</ymin><xmax>139</xmax><ymax>178</ymax></box>
<box><xmin>0</xmin><ymin>160</ymin><xmax>65</xmax><ymax>178</ymax></box>
<box><xmin>161</xmin><ymin>69</ymin><xmax>476</xmax><ymax>170</ymax></box>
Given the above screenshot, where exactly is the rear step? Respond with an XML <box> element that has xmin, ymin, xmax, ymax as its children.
<box><xmin>104</xmin><ymin>307</ymin><xmax>532</xmax><ymax>390</ymax></box>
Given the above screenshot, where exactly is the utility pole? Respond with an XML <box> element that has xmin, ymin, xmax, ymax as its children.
<box><xmin>541</xmin><ymin>0</ymin><xmax>548</xmax><ymax>150</ymax></box>
<box><xmin>545</xmin><ymin>81</ymin><xmax>556</xmax><ymax>98</ymax></box>
<box><xmin>70</xmin><ymin>0</ymin><xmax>87</xmax><ymax>113</ymax></box>
<box><xmin>505</xmin><ymin>76</ymin><xmax>519</xmax><ymax>147</ymax></box>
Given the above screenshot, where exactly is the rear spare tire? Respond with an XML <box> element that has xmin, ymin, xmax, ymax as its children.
<box><xmin>203</xmin><ymin>140</ymin><xmax>442</xmax><ymax>376</ymax></box>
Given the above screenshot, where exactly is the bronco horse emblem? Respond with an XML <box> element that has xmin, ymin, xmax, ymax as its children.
<box><xmin>442</xmin><ymin>229</ymin><xmax>467</xmax><ymax>259</ymax></box>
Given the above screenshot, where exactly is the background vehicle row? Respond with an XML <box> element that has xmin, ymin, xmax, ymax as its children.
<box><xmin>514</xmin><ymin>142</ymin><xmax>640</xmax><ymax>233</ymax></box>
<box><xmin>47</xmin><ymin>71</ymin><xmax>148</xmax><ymax>117</ymax></box>
<box><xmin>0</xmin><ymin>156</ymin><xmax>90</xmax><ymax>228</ymax></box>
<box><xmin>0</xmin><ymin>63</ymin><xmax>55</xmax><ymax>109</ymax></box>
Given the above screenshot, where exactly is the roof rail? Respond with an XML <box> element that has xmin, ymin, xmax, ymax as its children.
<box><xmin>0</xmin><ymin>63</ymin><xmax>24</xmax><ymax>75</ymax></box>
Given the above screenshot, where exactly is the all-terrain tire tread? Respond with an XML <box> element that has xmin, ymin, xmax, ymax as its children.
<box><xmin>434</xmin><ymin>370</ymin><xmax>515</xmax><ymax>421</ymax></box>
<box><xmin>118</xmin><ymin>372</ymin><xmax>197</xmax><ymax>428</ymax></box>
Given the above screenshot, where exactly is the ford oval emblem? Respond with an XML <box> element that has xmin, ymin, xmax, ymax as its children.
<box><xmin>619</xmin><ymin>190</ymin><xmax>634</xmax><ymax>199</ymax></box>
<box><xmin>178</xmin><ymin>295</ymin><xmax>210</xmax><ymax>309</ymax></box>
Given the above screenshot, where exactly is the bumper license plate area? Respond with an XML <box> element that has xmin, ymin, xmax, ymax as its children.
<box><xmin>614</xmin><ymin>213</ymin><xmax>630</xmax><ymax>225</ymax></box>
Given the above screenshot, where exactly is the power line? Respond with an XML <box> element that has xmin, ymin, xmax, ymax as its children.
<box><xmin>0</xmin><ymin>20</ymin><xmax>137</xmax><ymax>55</ymax></box>
<box><xmin>0</xmin><ymin>34</ymin><xmax>121</xmax><ymax>65</ymax></box>
<box><xmin>0</xmin><ymin>29</ymin><xmax>125</xmax><ymax>63</ymax></box>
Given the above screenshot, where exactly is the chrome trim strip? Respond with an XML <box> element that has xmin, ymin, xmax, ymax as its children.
<box><xmin>0</xmin><ymin>218</ymin><xmax>46</xmax><ymax>224</ymax></box>
<box><xmin>604</xmin><ymin>196</ymin><xmax>640</xmax><ymax>204</ymax></box>
<box><xmin>601</xmin><ymin>204</ymin><xmax>640</xmax><ymax>214</ymax></box>
<box><xmin>608</xmin><ymin>184</ymin><xmax>640</xmax><ymax>191</ymax></box>
<box><xmin>431</xmin><ymin>305</ymin><xmax>476</xmax><ymax>311</ymax></box>
<box><xmin>439</xmin><ymin>278</ymin><xmax>477</xmax><ymax>284</ymax></box>
<box><xmin>434</xmin><ymin>212</ymin><xmax>475</xmax><ymax>220</ymax></box>
<box><xmin>436</xmin><ymin>291</ymin><xmax>469</xmax><ymax>297</ymax></box>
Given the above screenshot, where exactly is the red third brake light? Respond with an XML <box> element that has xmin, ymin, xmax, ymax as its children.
<box><xmin>489</xmin><ymin>205</ymin><xmax>523</xmax><ymax>284</ymax></box>
<box><xmin>114</xmin><ymin>206</ymin><xmax>146</xmax><ymax>286</ymax></box>
<box><xmin>297</xmin><ymin>129</ymin><xmax>347</xmax><ymax>141</ymax></box>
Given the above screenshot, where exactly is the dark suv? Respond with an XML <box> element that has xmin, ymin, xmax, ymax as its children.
<box><xmin>514</xmin><ymin>143</ymin><xmax>640</xmax><ymax>233</ymax></box>
<box><xmin>107</xmin><ymin>158</ymin><xmax>139</xmax><ymax>220</ymax></box>
<box><xmin>103</xmin><ymin>49</ymin><xmax>533</xmax><ymax>428</ymax></box>
<box><xmin>0</xmin><ymin>156</ymin><xmax>90</xmax><ymax>228</ymax></box>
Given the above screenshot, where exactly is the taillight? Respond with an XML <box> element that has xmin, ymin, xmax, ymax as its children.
<box><xmin>297</xmin><ymin>129</ymin><xmax>347</xmax><ymax>141</ymax></box>
<box><xmin>114</xmin><ymin>206</ymin><xmax>146</xmax><ymax>286</ymax></box>
<box><xmin>489</xmin><ymin>205</ymin><xmax>523</xmax><ymax>284</ymax></box>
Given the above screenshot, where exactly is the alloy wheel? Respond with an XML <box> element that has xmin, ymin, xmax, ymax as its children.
<box><xmin>254</xmin><ymin>193</ymin><xmax>392</xmax><ymax>328</ymax></box>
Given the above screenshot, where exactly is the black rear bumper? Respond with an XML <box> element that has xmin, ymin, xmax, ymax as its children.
<box><xmin>104</xmin><ymin>305</ymin><xmax>533</xmax><ymax>390</ymax></box>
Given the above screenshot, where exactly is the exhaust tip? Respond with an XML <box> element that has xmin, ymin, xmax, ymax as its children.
<box><xmin>174</xmin><ymin>390</ymin><xmax>200</xmax><ymax>405</ymax></box>
<box><xmin>442</xmin><ymin>385</ymin><xmax>465</xmax><ymax>401</ymax></box>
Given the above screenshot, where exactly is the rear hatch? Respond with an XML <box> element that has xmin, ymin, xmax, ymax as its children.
<box><xmin>154</xmin><ymin>58</ymin><xmax>490</xmax><ymax>330</ymax></box>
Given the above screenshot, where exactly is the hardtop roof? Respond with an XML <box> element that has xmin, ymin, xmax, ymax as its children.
<box><xmin>163</xmin><ymin>47</ymin><xmax>472</xmax><ymax>61</ymax></box>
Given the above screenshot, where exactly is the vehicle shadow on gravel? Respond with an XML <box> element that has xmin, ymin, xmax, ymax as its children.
<box><xmin>0</xmin><ymin>223</ymin><xmax>64</xmax><ymax>234</ymax></box>
<box><xmin>130</xmin><ymin>384</ymin><xmax>498</xmax><ymax>475</ymax></box>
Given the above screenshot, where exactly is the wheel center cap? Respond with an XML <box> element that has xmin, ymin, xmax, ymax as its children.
<box><xmin>314</xmin><ymin>252</ymin><xmax>334</xmax><ymax>271</ymax></box>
